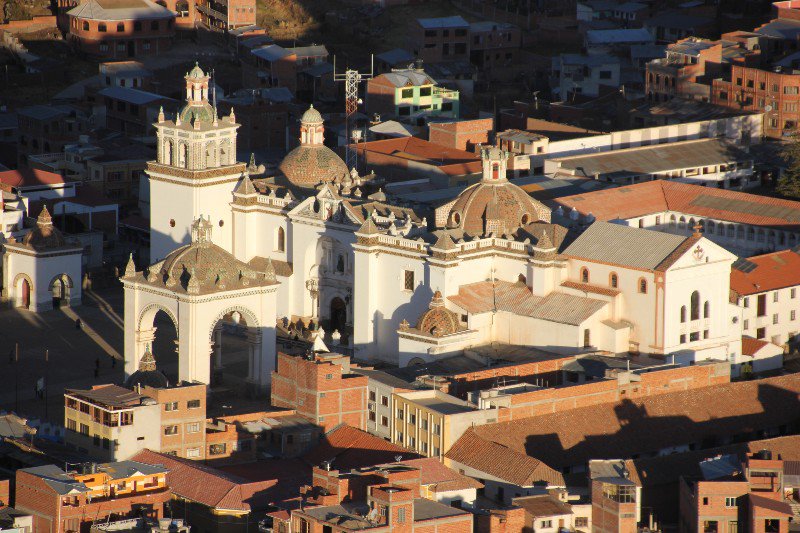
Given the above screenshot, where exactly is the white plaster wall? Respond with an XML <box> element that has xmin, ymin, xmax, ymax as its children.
<box><xmin>5</xmin><ymin>248</ymin><xmax>82</xmax><ymax>311</ymax></box>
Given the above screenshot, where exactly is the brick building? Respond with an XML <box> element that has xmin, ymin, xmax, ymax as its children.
<box><xmin>97</xmin><ymin>86</ymin><xmax>175</xmax><ymax>137</ymax></box>
<box><xmin>468</xmin><ymin>21</ymin><xmax>521</xmax><ymax>81</ymax></box>
<box><xmin>410</xmin><ymin>16</ymin><xmax>470</xmax><ymax>64</ymax></box>
<box><xmin>195</xmin><ymin>0</ymin><xmax>255</xmax><ymax>30</ymax></box>
<box><xmin>15</xmin><ymin>461</ymin><xmax>170</xmax><ymax>533</ymax></box>
<box><xmin>679</xmin><ymin>451</ymin><xmax>795</xmax><ymax>533</ymax></box>
<box><xmin>589</xmin><ymin>460</ymin><xmax>640</xmax><ymax>533</ymax></box>
<box><xmin>271</xmin><ymin>351</ymin><xmax>368</xmax><ymax>431</ymax></box>
<box><xmin>16</xmin><ymin>105</ymin><xmax>88</xmax><ymax>166</ymax></box>
<box><xmin>428</xmin><ymin>118</ymin><xmax>492</xmax><ymax>152</ymax></box>
<box><xmin>293</xmin><ymin>461</ymin><xmax>473</xmax><ymax>533</ymax></box>
<box><xmin>67</xmin><ymin>0</ymin><xmax>175</xmax><ymax>59</ymax></box>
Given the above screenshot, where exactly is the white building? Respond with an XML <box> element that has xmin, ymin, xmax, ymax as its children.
<box><xmin>551</xmin><ymin>54</ymin><xmax>621</xmax><ymax>99</ymax></box>
<box><xmin>127</xmin><ymin>65</ymin><xmax>779</xmax><ymax>393</ymax></box>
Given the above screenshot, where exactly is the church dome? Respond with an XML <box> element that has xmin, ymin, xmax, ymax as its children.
<box><xmin>22</xmin><ymin>206</ymin><xmax>67</xmax><ymax>249</ymax></box>
<box><xmin>279</xmin><ymin>105</ymin><xmax>349</xmax><ymax>189</ymax></box>
<box><xmin>124</xmin><ymin>346</ymin><xmax>169</xmax><ymax>389</ymax></box>
<box><xmin>415</xmin><ymin>291</ymin><xmax>463</xmax><ymax>338</ymax></box>
<box><xmin>279</xmin><ymin>145</ymin><xmax>349</xmax><ymax>189</ymax></box>
<box><xmin>188</xmin><ymin>63</ymin><xmax>207</xmax><ymax>79</ymax></box>
<box><xmin>179</xmin><ymin>102</ymin><xmax>216</xmax><ymax>126</ymax></box>
<box><xmin>447</xmin><ymin>147</ymin><xmax>550</xmax><ymax>236</ymax></box>
<box><xmin>145</xmin><ymin>217</ymin><xmax>277</xmax><ymax>294</ymax></box>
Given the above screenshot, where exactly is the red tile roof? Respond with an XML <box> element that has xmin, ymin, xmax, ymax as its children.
<box><xmin>351</xmin><ymin>137</ymin><xmax>482</xmax><ymax>176</ymax></box>
<box><xmin>741</xmin><ymin>336</ymin><xmax>776</xmax><ymax>356</ymax></box>
<box><xmin>302</xmin><ymin>424</ymin><xmax>419</xmax><ymax>471</ymax></box>
<box><xmin>445</xmin><ymin>430</ymin><xmax>565</xmax><ymax>487</ymax></box>
<box><xmin>392</xmin><ymin>457</ymin><xmax>483</xmax><ymax>491</ymax></box>
<box><xmin>730</xmin><ymin>249</ymin><xmax>800</xmax><ymax>296</ymax></box>
<box><xmin>556</xmin><ymin>180</ymin><xmax>800</xmax><ymax>230</ymax></box>
<box><xmin>0</xmin><ymin>167</ymin><xmax>65</xmax><ymax>188</ymax></box>
<box><xmin>467</xmin><ymin>373</ymin><xmax>800</xmax><ymax>469</ymax></box>
<box><xmin>132</xmin><ymin>449</ymin><xmax>309</xmax><ymax>511</ymax></box>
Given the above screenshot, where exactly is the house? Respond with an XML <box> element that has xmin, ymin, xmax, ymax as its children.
<box><xmin>551</xmin><ymin>54</ymin><xmax>621</xmax><ymax>98</ymax></box>
<box><xmin>410</xmin><ymin>16</ymin><xmax>470</xmax><ymax>63</ymax></box>
<box><xmin>589</xmin><ymin>460</ymin><xmax>641</xmax><ymax>533</ymax></box>
<box><xmin>367</xmin><ymin>67</ymin><xmax>460</xmax><ymax>123</ymax></box>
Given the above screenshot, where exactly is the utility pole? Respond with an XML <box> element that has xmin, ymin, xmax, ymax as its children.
<box><xmin>14</xmin><ymin>343</ymin><xmax>19</xmax><ymax>413</ymax></box>
<box><xmin>44</xmin><ymin>349</ymin><xmax>49</xmax><ymax>421</ymax></box>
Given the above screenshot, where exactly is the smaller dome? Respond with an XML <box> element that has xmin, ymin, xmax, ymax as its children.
<box><xmin>279</xmin><ymin>145</ymin><xmax>349</xmax><ymax>189</ymax></box>
<box><xmin>188</xmin><ymin>62</ymin><xmax>207</xmax><ymax>79</ymax></box>
<box><xmin>301</xmin><ymin>104</ymin><xmax>323</xmax><ymax>124</ymax></box>
<box><xmin>179</xmin><ymin>102</ymin><xmax>216</xmax><ymax>126</ymax></box>
<box><xmin>22</xmin><ymin>206</ymin><xmax>67</xmax><ymax>249</ymax></box>
<box><xmin>415</xmin><ymin>291</ymin><xmax>464</xmax><ymax>338</ymax></box>
<box><xmin>124</xmin><ymin>346</ymin><xmax>169</xmax><ymax>389</ymax></box>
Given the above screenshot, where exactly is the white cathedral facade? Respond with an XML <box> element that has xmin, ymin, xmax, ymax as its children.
<box><xmin>122</xmin><ymin>66</ymin><xmax>754</xmax><ymax>392</ymax></box>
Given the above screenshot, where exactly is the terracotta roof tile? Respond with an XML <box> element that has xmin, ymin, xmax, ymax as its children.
<box><xmin>741</xmin><ymin>335</ymin><xmax>775</xmax><ymax>356</ymax></box>
<box><xmin>556</xmin><ymin>180</ymin><xmax>800</xmax><ymax>230</ymax></box>
<box><xmin>730</xmin><ymin>248</ymin><xmax>800</xmax><ymax>296</ymax></box>
<box><xmin>561</xmin><ymin>280</ymin><xmax>620</xmax><ymax>297</ymax></box>
<box><xmin>0</xmin><ymin>167</ymin><xmax>65</xmax><ymax>188</ymax></box>
<box><xmin>391</xmin><ymin>457</ymin><xmax>483</xmax><ymax>491</ymax></box>
<box><xmin>469</xmin><ymin>374</ymin><xmax>800</xmax><ymax>469</ymax></box>
<box><xmin>445</xmin><ymin>430</ymin><xmax>565</xmax><ymax>487</ymax></box>
<box><xmin>302</xmin><ymin>424</ymin><xmax>418</xmax><ymax>471</ymax></box>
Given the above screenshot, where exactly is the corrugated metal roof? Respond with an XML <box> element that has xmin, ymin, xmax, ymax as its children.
<box><xmin>586</xmin><ymin>27</ymin><xmax>654</xmax><ymax>45</ymax></box>
<box><xmin>562</xmin><ymin>221</ymin><xmax>687</xmax><ymax>270</ymax></box>
<box><xmin>68</xmin><ymin>0</ymin><xmax>173</xmax><ymax>20</ymax></box>
<box><xmin>417</xmin><ymin>15</ymin><xmax>468</xmax><ymax>29</ymax></box>
<box><xmin>251</xmin><ymin>44</ymin><xmax>291</xmax><ymax>61</ymax></box>
<box><xmin>98</xmin><ymin>86</ymin><xmax>167</xmax><ymax>105</ymax></box>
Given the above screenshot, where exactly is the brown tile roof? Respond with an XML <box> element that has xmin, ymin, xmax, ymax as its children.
<box><xmin>302</xmin><ymin>424</ymin><xmax>419</xmax><ymax>471</ymax></box>
<box><xmin>445</xmin><ymin>430</ymin><xmax>565</xmax><ymax>487</ymax></box>
<box><xmin>448</xmin><ymin>280</ymin><xmax>607</xmax><ymax>325</ymax></box>
<box><xmin>131</xmin><ymin>449</ymin><xmax>308</xmax><ymax>511</ymax></box>
<box><xmin>0</xmin><ymin>167</ymin><xmax>65</xmax><ymax>188</ymax></box>
<box><xmin>512</xmin><ymin>494</ymin><xmax>574</xmax><ymax>519</ymax></box>
<box><xmin>556</xmin><ymin>180</ymin><xmax>800</xmax><ymax>230</ymax></box>
<box><xmin>730</xmin><ymin>249</ymin><xmax>800</xmax><ymax>296</ymax></box>
<box><xmin>468</xmin><ymin>373</ymin><xmax>800</xmax><ymax>469</ymax></box>
<box><xmin>625</xmin><ymin>434</ymin><xmax>800</xmax><ymax>488</ymax></box>
<box><xmin>351</xmin><ymin>137</ymin><xmax>482</xmax><ymax>177</ymax></box>
<box><xmin>392</xmin><ymin>457</ymin><xmax>483</xmax><ymax>491</ymax></box>
<box><xmin>741</xmin><ymin>336</ymin><xmax>776</xmax><ymax>356</ymax></box>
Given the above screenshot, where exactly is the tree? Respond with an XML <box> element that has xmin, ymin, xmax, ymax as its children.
<box><xmin>777</xmin><ymin>132</ymin><xmax>800</xmax><ymax>198</ymax></box>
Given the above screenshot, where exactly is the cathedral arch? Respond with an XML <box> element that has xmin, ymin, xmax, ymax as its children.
<box><xmin>12</xmin><ymin>273</ymin><xmax>33</xmax><ymax>309</ymax></box>
<box><xmin>205</xmin><ymin>141</ymin><xmax>217</xmax><ymax>168</ymax></box>
<box><xmin>138</xmin><ymin>303</ymin><xmax>178</xmax><ymax>332</ymax></box>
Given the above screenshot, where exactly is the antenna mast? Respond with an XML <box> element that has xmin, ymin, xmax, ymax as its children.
<box><xmin>334</xmin><ymin>55</ymin><xmax>373</xmax><ymax>170</ymax></box>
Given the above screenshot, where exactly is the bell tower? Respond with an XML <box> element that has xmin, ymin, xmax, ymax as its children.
<box><xmin>148</xmin><ymin>63</ymin><xmax>244</xmax><ymax>262</ymax></box>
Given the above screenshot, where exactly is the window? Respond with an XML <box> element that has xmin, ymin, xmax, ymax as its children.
<box><xmin>420</xmin><ymin>86</ymin><xmax>432</xmax><ymax>97</ymax></box>
<box><xmin>134</xmin><ymin>20</ymin><xmax>141</xmax><ymax>31</ymax></box>
<box><xmin>774</xmin><ymin>291</ymin><xmax>780</xmax><ymax>303</ymax></box>
<box><xmin>725</xmin><ymin>497</ymin><xmax>737</xmax><ymax>507</ymax></box>
<box><xmin>575</xmin><ymin>518</ymin><xmax>588</xmax><ymax>527</ymax></box>
<box><xmin>580</xmin><ymin>267</ymin><xmax>589</xmax><ymax>283</ymax></box>
<box><xmin>432</xmin><ymin>423</ymin><xmax>441</xmax><ymax>435</ymax></box>
<box><xmin>757</xmin><ymin>294</ymin><xmax>767</xmax><ymax>317</ymax></box>
<box><xmin>117</xmin><ymin>22</ymin><xmax>124</xmax><ymax>32</ymax></box>
<box><xmin>690</xmin><ymin>332</ymin><xmax>700</xmax><ymax>341</ymax></box>
<box><xmin>680</xmin><ymin>334</ymin><xmax>687</xmax><ymax>344</ymax></box>
<box><xmin>381</xmin><ymin>395</ymin><xmax>389</xmax><ymax>406</ymax></box>
<box><xmin>729</xmin><ymin>521</ymin><xmax>738</xmax><ymax>533</ymax></box>
<box><xmin>369</xmin><ymin>411</ymin><xmax>376</xmax><ymax>422</ymax></box>
<box><xmin>82</xmin><ymin>20</ymin><xmax>89</xmax><ymax>30</ymax></box>
<box><xmin>690</xmin><ymin>291</ymin><xmax>701</xmax><ymax>320</ymax></box>
<box><xmin>165</xmin><ymin>401</ymin><xmax>178</xmax><ymax>411</ymax></box>
<box><xmin>209</xmin><ymin>443</ymin><xmax>226</xmax><ymax>455</ymax></box>
<box><xmin>639</xmin><ymin>278</ymin><xmax>647</xmax><ymax>294</ymax></box>
<box><xmin>187</xmin><ymin>399</ymin><xmax>201</xmax><ymax>409</ymax></box>
<box><xmin>610</xmin><ymin>273</ymin><xmax>618</xmax><ymax>288</ymax></box>
<box><xmin>421</xmin><ymin>419</ymin><xmax>428</xmax><ymax>430</ymax></box>
<box><xmin>583</xmin><ymin>328</ymin><xmax>591</xmax><ymax>347</ymax></box>
<box><xmin>98</xmin><ymin>23</ymin><xmax>106</xmax><ymax>32</ymax></box>
<box><xmin>541</xmin><ymin>520</ymin><xmax>552</xmax><ymax>528</ymax></box>
<box><xmin>80</xmin><ymin>423</ymin><xmax>89</xmax><ymax>435</ymax></box>
<box><xmin>163</xmin><ymin>425</ymin><xmax>179</xmax><ymax>436</ymax></box>
<box><xmin>67</xmin><ymin>419</ymin><xmax>76</xmax><ymax>431</ymax></box>
<box><xmin>404</xmin><ymin>270</ymin><xmax>414</xmax><ymax>291</ymax></box>
<box><xmin>409</xmin><ymin>413</ymin><xmax>416</xmax><ymax>424</ymax></box>
<box><xmin>396</xmin><ymin>431</ymin><xmax>404</xmax><ymax>442</ymax></box>
<box><xmin>792</xmin><ymin>310</ymin><xmax>796</xmax><ymax>321</ymax></box>
<box><xmin>396</xmin><ymin>408</ymin><xmax>404</xmax><ymax>420</ymax></box>
<box><xmin>398</xmin><ymin>508</ymin><xmax>406</xmax><ymax>523</ymax></box>
<box><xmin>381</xmin><ymin>416</ymin><xmax>389</xmax><ymax>427</ymax></box>
<box><xmin>369</xmin><ymin>391</ymin><xmax>376</xmax><ymax>402</ymax></box>
<box><xmin>757</xmin><ymin>327</ymin><xmax>766</xmax><ymax>339</ymax></box>
<box><xmin>276</xmin><ymin>227</ymin><xmax>285</xmax><ymax>252</ymax></box>
<box><xmin>599</xmin><ymin>70</ymin><xmax>612</xmax><ymax>80</ymax></box>
<box><xmin>401</xmin><ymin>88</ymin><xmax>413</xmax><ymax>99</ymax></box>
<box><xmin>151</xmin><ymin>21</ymin><xmax>159</xmax><ymax>30</ymax></box>
<box><xmin>433</xmin><ymin>447</ymin><xmax>440</xmax><ymax>456</ymax></box>
<box><xmin>773</xmin><ymin>313</ymin><xmax>779</xmax><ymax>325</ymax></box>
<box><xmin>681</xmin><ymin>306</ymin><xmax>687</xmax><ymax>323</ymax></box>
<box><xmin>744</xmin><ymin>319</ymin><xmax>749</xmax><ymax>330</ymax></box>
<box><xmin>186</xmin><ymin>447</ymin><xmax>201</xmax><ymax>458</ymax></box>
<box><xmin>186</xmin><ymin>422</ymin><xmax>200</xmax><ymax>433</ymax></box>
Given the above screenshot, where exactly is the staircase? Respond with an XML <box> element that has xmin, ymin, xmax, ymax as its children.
<box><xmin>788</xmin><ymin>499</ymin><xmax>800</xmax><ymax>522</ymax></box>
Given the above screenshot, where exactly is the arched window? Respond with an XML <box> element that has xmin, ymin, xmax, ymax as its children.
<box><xmin>680</xmin><ymin>306</ymin><xmax>687</xmax><ymax>323</ymax></box>
<box><xmin>336</xmin><ymin>255</ymin><xmax>345</xmax><ymax>273</ymax></box>
<box><xmin>163</xmin><ymin>139</ymin><xmax>173</xmax><ymax>165</ymax></box>
<box><xmin>580</xmin><ymin>267</ymin><xmax>589</xmax><ymax>283</ymax></box>
<box><xmin>610</xmin><ymin>272</ymin><xmax>618</xmax><ymax>288</ymax></box>
<box><xmin>276</xmin><ymin>227</ymin><xmax>285</xmax><ymax>252</ymax></box>
<box><xmin>707</xmin><ymin>221</ymin><xmax>715</xmax><ymax>234</ymax></box>
<box><xmin>703</xmin><ymin>300</ymin><xmax>710</xmax><ymax>319</ymax></box>
<box><xmin>679</xmin><ymin>216</ymin><xmax>686</xmax><ymax>229</ymax></box>
<box><xmin>737</xmin><ymin>225</ymin><xmax>744</xmax><ymax>239</ymax></box>
<box><xmin>117</xmin><ymin>22</ymin><xmax>124</xmax><ymax>32</ymax></box>
<box><xmin>747</xmin><ymin>227</ymin><xmax>755</xmax><ymax>241</ymax></box>
<box><xmin>690</xmin><ymin>291</ymin><xmax>700</xmax><ymax>320</ymax></box>
<box><xmin>98</xmin><ymin>23</ymin><xmax>106</xmax><ymax>32</ymax></box>
<box><xmin>82</xmin><ymin>20</ymin><xmax>89</xmax><ymax>31</ymax></box>
<box><xmin>638</xmin><ymin>278</ymin><xmax>647</xmax><ymax>294</ymax></box>
<box><xmin>669</xmin><ymin>215</ymin><xmax>676</xmax><ymax>228</ymax></box>
<box><xmin>179</xmin><ymin>143</ymin><xmax>188</xmax><ymax>168</ymax></box>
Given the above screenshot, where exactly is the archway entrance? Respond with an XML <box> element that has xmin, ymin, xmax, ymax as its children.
<box><xmin>18</xmin><ymin>278</ymin><xmax>30</xmax><ymax>309</ymax></box>
<box><xmin>210</xmin><ymin>310</ymin><xmax>261</xmax><ymax>393</ymax></box>
<box><xmin>51</xmin><ymin>275</ymin><xmax>70</xmax><ymax>308</ymax></box>
<box><xmin>329</xmin><ymin>297</ymin><xmax>347</xmax><ymax>338</ymax></box>
<box><xmin>150</xmin><ymin>310</ymin><xmax>178</xmax><ymax>383</ymax></box>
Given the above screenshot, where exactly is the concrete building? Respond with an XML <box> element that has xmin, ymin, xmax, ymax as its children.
<box><xmin>367</xmin><ymin>67</ymin><xmax>460</xmax><ymax>123</ymax></box>
<box><xmin>545</xmin><ymin>138</ymin><xmax>756</xmax><ymax>188</ymax></box>
<box><xmin>15</xmin><ymin>461</ymin><xmax>170</xmax><ymax>533</ymax></box>
<box><xmin>410</xmin><ymin>16</ymin><xmax>470</xmax><ymax>64</ymax></box>
<box><xmin>551</xmin><ymin>54</ymin><xmax>621</xmax><ymax>99</ymax></box>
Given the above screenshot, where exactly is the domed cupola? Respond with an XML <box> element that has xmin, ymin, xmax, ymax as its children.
<box><xmin>124</xmin><ymin>344</ymin><xmax>169</xmax><ymax>389</ymax></box>
<box><xmin>178</xmin><ymin>62</ymin><xmax>217</xmax><ymax>128</ymax></box>
<box><xmin>446</xmin><ymin>147</ymin><xmax>550</xmax><ymax>237</ymax></box>
<box><xmin>278</xmin><ymin>105</ymin><xmax>349</xmax><ymax>189</ymax></box>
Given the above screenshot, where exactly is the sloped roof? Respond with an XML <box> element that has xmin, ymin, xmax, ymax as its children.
<box><xmin>561</xmin><ymin>222</ymin><xmax>691</xmax><ymax>271</ymax></box>
<box><xmin>731</xmin><ymin>248</ymin><xmax>800</xmax><ymax>296</ymax></box>
<box><xmin>446</xmin><ymin>430</ymin><xmax>565</xmax><ymax>487</ymax></box>
<box><xmin>68</xmin><ymin>0</ymin><xmax>173</xmax><ymax>20</ymax></box>
<box><xmin>390</xmin><ymin>457</ymin><xmax>483</xmax><ymax>491</ymax></box>
<box><xmin>302</xmin><ymin>424</ymin><xmax>418</xmax><ymax>471</ymax></box>
<box><xmin>448</xmin><ymin>280</ymin><xmax>607</xmax><ymax>325</ymax></box>
<box><xmin>556</xmin><ymin>180</ymin><xmax>800</xmax><ymax>230</ymax></box>
<box><xmin>417</xmin><ymin>15</ymin><xmax>468</xmax><ymax>29</ymax></box>
<box><xmin>468</xmin><ymin>373</ymin><xmax>800</xmax><ymax>469</ymax></box>
<box><xmin>586</xmin><ymin>27</ymin><xmax>654</xmax><ymax>45</ymax></box>
<box><xmin>0</xmin><ymin>167</ymin><xmax>64</xmax><ymax>188</ymax></box>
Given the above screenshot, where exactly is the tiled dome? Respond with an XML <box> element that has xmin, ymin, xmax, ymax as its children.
<box><xmin>415</xmin><ymin>291</ymin><xmax>462</xmax><ymax>337</ymax></box>
<box><xmin>301</xmin><ymin>104</ymin><xmax>323</xmax><ymax>124</ymax></box>
<box><xmin>179</xmin><ymin>102</ymin><xmax>216</xmax><ymax>126</ymax></box>
<box><xmin>447</xmin><ymin>178</ymin><xmax>550</xmax><ymax>237</ymax></box>
<box><xmin>22</xmin><ymin>206</ymin><xmax>67</xmax><ymax>249</ymax></box>
<box><xmin>124</xmin><ymin>345</ymin><xmax>169</xmax><ymax>389</ymax></box>
<box><xmin>278</xmin><ymin>144</ymin><xmax>349</xmax><ymax>189</ymax></box>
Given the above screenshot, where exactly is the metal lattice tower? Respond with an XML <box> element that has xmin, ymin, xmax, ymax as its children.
<box><xmin>334</xmin><ymin>56</ymin><xmax>373</xmax><ymax>171</ymax></box>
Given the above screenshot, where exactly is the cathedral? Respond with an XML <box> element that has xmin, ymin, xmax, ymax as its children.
<box><xmin>123</xmin><ymin>65</ymin><xmax>747</xmax><ymax>392</ymax></box>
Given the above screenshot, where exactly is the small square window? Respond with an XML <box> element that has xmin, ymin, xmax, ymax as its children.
<box><xmin>725</xmin><ymin>497</ymin><xmax>737</xmax><ymax>507</ymax></box>
<box><xmin>187</xmin><ymin>399</ymin><xmax>201</xmax><ymax>409</ymax></box>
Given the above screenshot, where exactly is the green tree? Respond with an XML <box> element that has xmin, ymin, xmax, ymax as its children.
<box><xmin>777</xmin><ymin>133</ymin><xmax>800</xmax><ymax>198</ymax></box>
